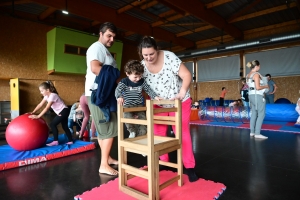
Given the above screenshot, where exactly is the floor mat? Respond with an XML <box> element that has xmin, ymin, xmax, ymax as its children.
<box><xmin>190</xmin><ymin>120</ymin><xmax>300</xmax><ymax>134</ymax></box>
<box><xmin>0</xmin><ymin>134</ymin><xmax>95</xmax><ymax>171</ymax></box>
<box><xmin>74</xmin><ymin>170</ymin><xmax>226</xmax><ymax>200</ymax></box>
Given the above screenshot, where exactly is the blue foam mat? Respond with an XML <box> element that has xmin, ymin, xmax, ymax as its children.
<box><xmin>0</xmin><ymin>134</ymin><xmax>94</xmax><ymax>164</ymax></box>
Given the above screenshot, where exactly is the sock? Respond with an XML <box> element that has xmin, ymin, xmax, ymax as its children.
<box><xmin>186</xmin><ymin>168</ymin><xmax>199</xmax><ymax>182</ymax></box>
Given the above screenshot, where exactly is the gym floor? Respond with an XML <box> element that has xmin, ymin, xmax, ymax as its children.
<box><xmin>0</xmin><ymin>124</ymin><xmax>300</xmax><ymax>200</ymax></box>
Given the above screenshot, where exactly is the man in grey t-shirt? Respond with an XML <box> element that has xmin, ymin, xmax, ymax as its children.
<box><xmin>265</xmin><ymin>74</ymin><xmax>278</xmax><ymax>104</ymax></box>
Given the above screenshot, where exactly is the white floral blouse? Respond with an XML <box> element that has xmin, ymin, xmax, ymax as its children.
<box><xmin>141</xmin><ymin>50</ymin><xmax>190</xmax><ymax>107</ymax></box>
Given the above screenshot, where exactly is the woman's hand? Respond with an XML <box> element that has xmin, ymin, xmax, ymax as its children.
<box><xmin>154</xmin><ymin>96</ymin><xmax>163</xmax><ymax>101</ymax></box>
<box><xmin>28</xmin><ymin>114</ymin><xmax>40</xmax><ymax>119</ymax></box>
<box><xmin>173</xmin><ymin>89</ymin><xmax>186</xmax><ymax>101</ymax></box>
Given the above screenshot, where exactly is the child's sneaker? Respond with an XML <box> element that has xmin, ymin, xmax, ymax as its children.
<box><xmin>46</xmin><ymin>141</ymin><xmax>59</xmax><ymax>146</ymax></box>
<box><xmin>66</xmin><ymin>141</ymin><xmax>73</xmax><ymax>145</ymax></box>
<box><xmin>129</xmin><ymin>132</ymin><xmax>136</xmax><ymax>138</ymax></box>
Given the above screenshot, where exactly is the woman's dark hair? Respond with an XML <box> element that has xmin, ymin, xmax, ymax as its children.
<box><xmin>138</xmin><ymin>36</ymin><xmax>158</xmax><ymax>59</ymax></box>
<box><xmin>124</xmin><ymin>60</ymin><xmax>144</xmax><ymax>75</ymax></box>
<box><xmin>222</xmin><ymin>87</ymin><xmax>225</xmax><ymax>90</ymax></box>
<box><xmin>39</xmin><ymin>81</ymin><xmax>58</xmax><ymax>94</ymax></box>
<box><xmin>246</xmin><ymin>60</ymin><xmax>260</xmax><ymax>69</ymax></box>
<box><xmin>99</xmin><ymin>22</ymin><xmax>117</xmax><ymax>35</ymax></box>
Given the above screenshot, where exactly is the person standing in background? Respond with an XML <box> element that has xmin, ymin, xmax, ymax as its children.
<box><xmin>78</xmin><ymin>94</ymin><xmax>96</xmax><ymax>140</ymax></box>
<box><xmin>219</xmin><ymin>87</ymin><xmax>227</xmax><ymax>106</ymax></box>
<box><xmin>240</xmin><ymin>78</ymin><xmax>249</xmax><ymax>107</ymax></box>
<box><xmin>246</xmin><ymin>60</ymin><xmax>269</xmax><ymax>139</ymax></box>
<box><xmin>265</xmin><ymin>74</ymin><xmax>277</xmax><ymax>104</ymax></box>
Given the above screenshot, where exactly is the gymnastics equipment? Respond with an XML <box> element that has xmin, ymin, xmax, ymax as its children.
<box><xmin>199</xmin><ymin>106</ymin><xmax>250</xmax><ymax>123</ymax></box>
<box><xmin>118</xmin><ymin>99</ymin><xmax>182</xmax><ymax>200</ymax></box>
<box><xmin>6</xmin><ymin>114</ymin><xmax>49</xmax><ymax>151</ymax></box>
<box><xmin>199</xmin><ymin>104</ymin><xmax>298</xmax><ymax>123</ymax></box>
<box><xmin>274</xmin><ymin>98</ymin><xmax>291</xmax><ymax>104</ymax></box>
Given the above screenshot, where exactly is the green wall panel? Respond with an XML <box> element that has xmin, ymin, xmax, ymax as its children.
<box><xmin>47</xmin><ymin>27</ymin><xmax>123</xmax><ymax>74</ymax></box>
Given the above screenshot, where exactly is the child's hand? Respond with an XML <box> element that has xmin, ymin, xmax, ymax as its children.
<box><xmin>28</xmin><ymin>114</ymin><xmax>40</xmax><ymax>119</ymax></box>
<box><xmin>117</xmin><ymin>97</ymin><xmax>124</xmax><ymax>105</ymax></box>
<box><xmin>154</xmin><ymin>96</ymin><xmax>163</xmax><ymax>101</ymax></box>
<box><xmin>133</xmin><ymin>114</ymin><xmax>139</xmax><ymax>119</ymax></box>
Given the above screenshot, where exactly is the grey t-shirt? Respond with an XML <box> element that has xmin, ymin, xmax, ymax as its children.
<box><xmin>267</xmin><ymin>79</ymin><xmax>275</xmax><ymax>95</ymax></box>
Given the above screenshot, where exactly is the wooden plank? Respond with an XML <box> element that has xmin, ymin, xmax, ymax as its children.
<box><xmin>159</xmin><ymin>175</ymin><xmax>180</xmax><ymax>190</ymax></box>
<box><xmin>122</xmin><ymin>164</ymin><xmax>149</xmax><ymax>179</ymax></box>
<box><xmin>123</xmin><ymin>107</ymin><xmax>146</xmax><ymax>112</ymax></box>
<box><xmin>121</xmin><ymin>118</ymin><xmax>148</xmax><ymax>125</ymax></box>
<box><xmin>153</xmin><ymin>115</ymin><xmax>174</xmax><ymax>121</ymax></box>
<box><xmin>153</xmin><ymin>108</ymin><xmax>177</xmax><ymax>114</ymax></box>
<box><xmin>153</xmin><ymin>120</ymin><xmax>176</xmax><ymax>125</ymax></box>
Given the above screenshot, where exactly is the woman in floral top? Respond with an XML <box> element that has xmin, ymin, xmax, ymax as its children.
<box><xmin>138</xmin><ymin>36</ymin><xmax>198</xmax><ymax>182</ymax></box>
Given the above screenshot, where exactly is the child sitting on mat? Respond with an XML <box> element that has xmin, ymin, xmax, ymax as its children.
<box><xmin>115</xmin><ymin>60</ymin><xmax>162</xmax><ymax>138</ymax></box>
<box><xmin>295</xmin><ymin>98</ymin><xmax>300</xmax><ymax>125</ymax></box>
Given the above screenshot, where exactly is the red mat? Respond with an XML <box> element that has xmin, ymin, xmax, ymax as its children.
<box><xmin>74</xmin><ymin>170</ymin><xmax>226</xmax><ymax>200</ymax></box>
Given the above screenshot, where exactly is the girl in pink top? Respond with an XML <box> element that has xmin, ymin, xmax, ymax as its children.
<box><xmin>29</xmin><ymin>81</ymin><xmax>73</xmax><ymax>146</ymax></box>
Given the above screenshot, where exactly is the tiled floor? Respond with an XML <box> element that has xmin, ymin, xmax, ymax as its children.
<box><xmin>0</xmin><ymin>125</ymin><xmax>300</xmax><ymax>200</ymax></box>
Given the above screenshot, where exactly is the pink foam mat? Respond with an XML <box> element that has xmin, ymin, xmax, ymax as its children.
<box><xmin>74</xmin><ymin>170</ymin><xmax>226</xmax><ymax>200</ymax></box>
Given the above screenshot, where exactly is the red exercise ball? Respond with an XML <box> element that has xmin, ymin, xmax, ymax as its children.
<box><xmin>6</xmin><ymin>113</ymin><xmax>49</xmax><ymax>151</ymax></box>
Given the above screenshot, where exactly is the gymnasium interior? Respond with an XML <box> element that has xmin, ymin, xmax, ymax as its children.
<box><xmin>0</xmin><ymin>1</ymin><xmax>300</xmax><ymax>199</ymax></box>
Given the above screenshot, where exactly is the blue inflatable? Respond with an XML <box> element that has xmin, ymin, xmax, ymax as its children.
<box><xmin>265</xmin><ymin>104</ymin><xmax>297</xmax><ymax>122</ymax></box>
<box><xmin>200</xmin><ymin>103</ymin><xmax>298</xmax><ymax>123</ymax></box>
<box><xmin>275</xmin><ymin>98</ymin><xmax>291</xmax><ymax>104</ymax></box>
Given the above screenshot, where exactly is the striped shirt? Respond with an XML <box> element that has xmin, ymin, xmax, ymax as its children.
<box><xmin>115</xmin><ymin>77</ymin><xmax>157</xmax><ymax>106</ymax></box>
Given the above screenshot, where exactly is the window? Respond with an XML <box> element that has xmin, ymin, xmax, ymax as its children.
<box><xmin>64</xmin><ymin>44</ymin><xmax>87</xmax><ymax>56</ymax></box>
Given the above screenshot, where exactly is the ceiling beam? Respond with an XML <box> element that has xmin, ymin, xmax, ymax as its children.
<box><xmin>176</xmin><ymin>25</ymin><xmax>213</xmax><ymax>37</ymax></box>
<box><xmin>158</xmin><ymin>0</ymin><xmax>185</xmax><ymax>16</ymax></box>
<box><xmin>158</xmin><ymin>0</ymin><xmax>243</xmax><ymax>40</ymax></box>
<box><xmin>152</xmin><ymin>13</ymin><xmax>188</xmax><ymax>27</ymax></box>
<box><xmin>227</xmin><ymin>0</ymin><xmax>262</xmax><ymax>22</ymax></box>
<box><xmin>140</xmin><ymin>1</ymin><xmax>158</xmax><ymax>10</ymax></box>
<box><xmin>229</xmin><ymin>2</ymin><xmax>297</xmax><ymax>23</ymax></box>
<box><xmin>38</xmin><ymin>7</ymin><xmax>56</xmax><ymax>20</ymax></box>
<box><xmin>0</xmin><ymin>0</ymin><xmax>31</xmax><ymax>6</ymax></box>
<box><xmin>30</xmin><ymin>0</ymin><xmax>195</xmax><ymax>48</ymax></box>
<box><xmin>117</xmin><ymin>0</ymin><xmax>147</xmax><ymax>14</ymax></box>
<box><xmin>244</xmin><ymin>20</ymin><xmax>298</xmax><ymax>35</ymax></box>
<box><xmin>195</xmin><ymin>19</ymin><xmax>300</xmax><ymax>48</ymax></box>
<box><xmin>206</xmin><ymin>0</ymin><xmax>233</xmax><ymax>9</ymax></box>
<box><xmin>196</xmin><ymin>35</ymin><xmax>233</xmax><ymax>47</ymax></box>
<box><xmin>161</xmin><ymin>22</ymin><xmax>205</xmax><ymax>27</ymax></box>
<box><xmin>158</xmin><ymin>10</ymin><xmax>176</xmax><ymax>18</ymax></box>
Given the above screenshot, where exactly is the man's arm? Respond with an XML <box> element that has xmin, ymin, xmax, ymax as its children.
<box><xmin>272</xmin><ymin>83</ymin><xmax>278</xmax><ymax>94</ymax></box>
<box><xmin>90</xmin><ymin>60</ymin><xmax>103</xmax><ymax>75</ymax></box>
